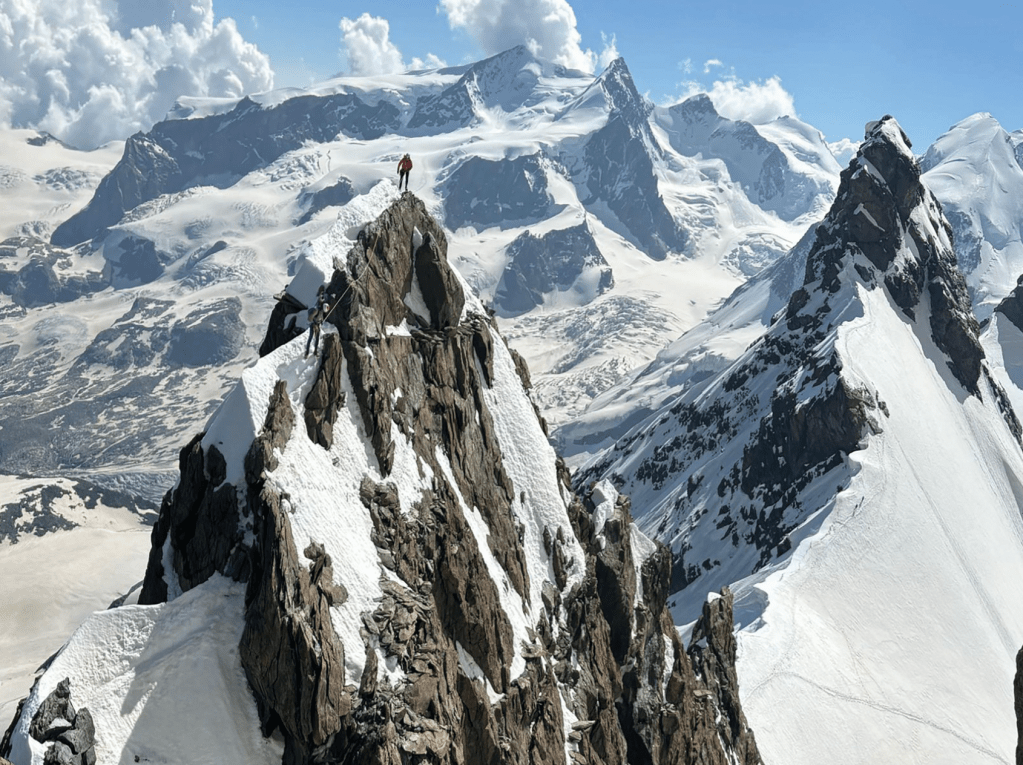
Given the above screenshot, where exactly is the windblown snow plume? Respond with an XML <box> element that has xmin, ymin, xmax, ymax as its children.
<box><xmin>0</xmin><ymin>0</ymin><xmax>273</xmax><ymax>148</ymax></box>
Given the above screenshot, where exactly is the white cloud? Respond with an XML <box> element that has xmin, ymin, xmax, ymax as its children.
<box><xmin>679</xmin><ymin>74</ymin><xmax>797</xmax><ymax>125</ymax></box>
<box><xmin>703</xmin><ymin>58</ymin><xmax>723</xmax><ymax>74</ymax></box>
<box><xmin>0</xmin><ymin>0</ymin><xmax>273</xmax><ymax>149</ymax></box>
<box><xmin>339</xmin><ymin>14</ymin><xmax>448</xmax><ymax>76</ymax></box>
<box><xmin>339</xmin><ymin>14</ymin><xmax>404</xmax><ymax>76</ymax></box>
<box><xmin>438</xmin><ymin>0</ymin><xmax>613</xmax><ymax>73</ymax></box>
<box><xmin>597</xmin><ymin>33</ymin><xmax>619</xmax><ymax>70</ymax></box>
<box><xmin>679</xmin><ymin>58</ymin><xmax>693</xmax><ymax>74</ymax></box>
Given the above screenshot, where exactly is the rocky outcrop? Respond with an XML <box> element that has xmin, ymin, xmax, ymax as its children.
<box><xmin>0</xmin><ymin>237</ymin><xmax>106</xmax><ymax>307</ymax></box>
<box><xmin>19</xmin><ymin>679</ymin><xmax>98</xmax><ymax>765</ymax></box>
<box><xmin>494</xmin><ymin>222</ymin><xmax>613</xmax><ymax>316</ymax></box>
<box><xmin>1016</xmin><ymin>645</ymin><xmax>1023</xmax><ymax>765</ymax></box>
<box><xmin>131</xmin><ymin>193</ymin><xmax>761</xmax><ymax>764</ymax></box>
<box><xmin>995</xmin><ymin>275</ymin><xmax>1023</xmax><ymax>335</ymax></box>
<box><xmin>444</xmin><ymin>153</ymin><xmax>554</xmax><ymax>230</ymax></box>
<box><xmin>798</xmin><ymin>117</ymin><xmax>983</xmax><ymax>393</ymax></box>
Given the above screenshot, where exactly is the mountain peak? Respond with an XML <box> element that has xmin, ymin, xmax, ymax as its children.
<box><xmin>790</xmin><ymin>114</ymin><xmax>983</xmax><ymax>393</ymax></box>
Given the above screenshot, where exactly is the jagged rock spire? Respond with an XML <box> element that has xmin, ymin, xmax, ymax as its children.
<box><xmin>121</xmin><ymin>195</ymin><xmax>763</xmax><ymax>765</ymax></box>
<box><xmin>789</xmin><ymin>115</ymin><xmax>983</xmax><ymax>393</ymax></box>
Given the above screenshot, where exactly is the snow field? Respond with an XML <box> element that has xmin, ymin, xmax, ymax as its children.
<box><xmin>7</xmin><ymin>576</ymin><xmax>283</xmax><ymax>765</ymax></box>
<box><xmin>737</xmin><ymin>284</ymin><xmax>1023</xmax><ymax>765</ymax></box>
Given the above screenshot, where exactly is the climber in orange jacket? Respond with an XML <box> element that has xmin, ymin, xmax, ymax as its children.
<box><xmin>397</xmin><ymin>153</ymin><xmax>413</xmax><ymax>192</ymax></box>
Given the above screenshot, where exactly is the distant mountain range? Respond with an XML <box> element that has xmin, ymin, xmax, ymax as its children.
<box><xmin>4</xmin><ymin>46</ymin><xmax>1023</xmax><ymax>765</ymax></box>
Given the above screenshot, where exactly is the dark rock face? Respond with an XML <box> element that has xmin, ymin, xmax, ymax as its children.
<box><xmin>802</xmin><ymin>116</ymin><xmax>983</xmax><ymax>394</ymax></box>
<box><xmin>138</xmin><ymin>193</ymin><xmax>762</xmax><ymax>765</ymax></box>
<box><xmin>298</xmin><ymin>177</ymin><xmax>357</xmax><ymax>225</ymax></box>
<box><xmin>166</xmin><ymin>298</ymin><xmax>245</xmax><ymax>367</ymax></box>
<box><xmin>582</xmin><ymin>59</ymin><xmax>688</xmax><ymax>260</ymax></box>
<box><xmin>495</xmin><ymin>222</ymin><xmax>612</xmax><ymax>316</ymax></box>
<box><xmin>414</xmin><ymin>232</ymin><xmax>465</xmax><ymax>329</ymax></box>
<box><xmin>996</xmin><ymin>274</ymin><xmax>1023</xmax><ymax>335</ymax></box>
<box><xmin>52</xmin><ymin>93</ymin><xmax>402</xmax><ymax>246</ymax></box>
<box><xmin>444</xmin><ymin>153</ymin><xmax>554</xmax><ymax>230</ymax></box>
<box><xmin>108</xmin><ymin>236</ymin><xmax>166</xmax><ymax>286</ymax></box>
<box><xmin>138</xmin><ymin>433</ymin><xmax>248</xmax><ymax>604</ymax></box>
<box><xmin>24</xmin><ymin>679</ymin><xmax>97</xmax><ymax>765</ymax></box>
<box><xmin>0</xmin><ymin>237</ymin><xmax>106</xmax><ymax>307</ymax></box>
<box><xmin>687</xmin><ymin>589</ymin><xmax>761</xmax><ymax>764</ymax></box>
<box><xmin>1016</xmin><ymin>645</ymin><xmax>1023</xmax><ymax>765</ymax></box>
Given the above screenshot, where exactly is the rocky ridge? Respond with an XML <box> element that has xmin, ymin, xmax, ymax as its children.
<box><xmin>2</xmin><ymin>193</ymin><xmax>764</xmax><ymax>765</ymax></box>
<box><xmin>578</xmin><ymin>116</ymin><xmax>1011</xmax><ymax>620</ymax></box>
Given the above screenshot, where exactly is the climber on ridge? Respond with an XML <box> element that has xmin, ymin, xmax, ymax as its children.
<box><xmin>397</xmin><ymin>153</ymin><xmax>413</xmax><ymax>192</ymax></box>
<box><xmin>305</xmin><ymin>285</ymin><xmax>330</xmax><ymax>358</ymax></box>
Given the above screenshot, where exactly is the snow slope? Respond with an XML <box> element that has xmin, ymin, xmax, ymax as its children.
<box><xmin>738</xmin><ymin>283</ymin><xmax>1023</xmax><ymax>764</ymax></box>
<box><xmin>0</xmin><ymin>130</ymin><xmax>122</xmax><ymax>240</ymax></box>
<box><xmin>0</xmin><ymin>477</ymin><xmax>154</xmax><ymax>734</ymax></box>
<box><xmin>578</xmin><ymin>116</ymin><xmax>1023</xmax><ymax>762</ymax></box>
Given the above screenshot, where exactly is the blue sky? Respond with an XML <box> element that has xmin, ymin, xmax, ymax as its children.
<box><xmin>1</xmin><ymin>0</ymin><xmax>1020</xmax><ymax>149</ymax></box>
<box><xmin>215</xmin><ymin>0</ymin><xmax>1023</xmax><ymax>150</ymax></box>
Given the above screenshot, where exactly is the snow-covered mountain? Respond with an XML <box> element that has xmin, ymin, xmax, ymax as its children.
<box><xmin>0</xmin><ymin>46</ymin><xmax>842</xmax><ymax>501</ymax></box>
<box><xmin>559</xmin><ymin>111</ymin><xmax>1023</xmax><ymax>468</ymax></box>
<box><xmin>921</xmin><ymin>112</ymin><xmax>1023</xmax><ymax>320</ymax></box>
<box><xmin>576</xmin><ymin>116</ymin><xmax>1023</xmax><ymax>763</ymax></box>
<box><xmin>2</xmin><ymin>195</ymin><xmax>763</xmax><ymax>765</ymax></box>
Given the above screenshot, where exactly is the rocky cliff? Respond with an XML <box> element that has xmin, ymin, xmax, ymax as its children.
<box><xmin>3</xmin><ymin>194</ymin><xmax>761</xmax><ymax>765</ymax></box>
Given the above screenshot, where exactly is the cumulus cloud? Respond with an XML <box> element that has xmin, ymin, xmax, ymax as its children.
<box><xmin>0</xmin><ymin>0</ymin><xmax>274</xmax><ymax>149</ymax></box>
<box><xmin>339</xmin><ymin>14</ymin><xmax>405</xmax><ymax>76</ymax></box>
<box><xmin>678</xmin><ymin>73</ymin><xmax>797</xmax><ymax>125</ymax></box>
<box><xmin>702</xmin><ymin>58</ymin><xmax>723</xmax><ymax>74</ymax></box>
<box><xmin>339</xmin><ymin>14</ymin><xmax>447</xmax><ymax>76</ymax></box>
<box><xmin>438</xmin><ymin>0</ymin><xmax>614</xmax><ymax>73</ymax></box>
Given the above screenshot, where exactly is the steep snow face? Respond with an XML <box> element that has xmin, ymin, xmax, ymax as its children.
<box><xmin>578</xmin><ymin>115</ymin><xmax>1023</xmax><ymax>761</ymax></box>
<box><xmin>922</xmin><ymin>113</ymin><xmax>1023</xmax><ymax>319</ymax></box>
<box><xmin>5</xmin><ymin>576</ymin><xmax>284</xmax><ymax>765</ymax></box>
<box><xmin>739</xmin><ymin>282</ymin><xmax>1023</xmax><ymax>765</ymax></box>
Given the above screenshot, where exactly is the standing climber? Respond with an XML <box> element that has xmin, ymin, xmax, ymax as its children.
<box><xmin>305</xmin><ymin>286</ymin><xmax>329</xmax><ymax>358</ymax></box>
<box><xmin>397</xmin><ymin>153</ymin><xmax>413</xmax><ymax>192</ymax></box>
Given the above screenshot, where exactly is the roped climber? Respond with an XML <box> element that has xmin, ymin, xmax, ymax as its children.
<box><xmin>305</xmin><ymin>285</ymin><xmax>330</xmax><ymax>358</ymax></box>
<box><xmin>397</xmin><ymin>153</ymin><xmax>413</xmax><ymax>192</ymax></box>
